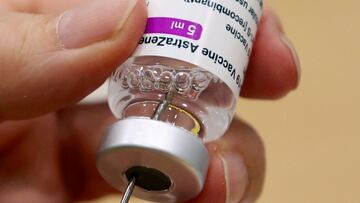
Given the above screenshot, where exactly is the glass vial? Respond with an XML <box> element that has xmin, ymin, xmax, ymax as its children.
<box><xmin>97</xmin><ymin>0</ymin><xmax>263</xmax><ymax>202</ymax></box>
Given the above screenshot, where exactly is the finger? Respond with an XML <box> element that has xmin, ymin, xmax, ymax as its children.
<box><xmin>0</xmin><ymin>114</ymin><xmax>72</xmax><ymax>202</ymax></box>
<box><xmin>0</xmin><ymin>0</ymin><xmax>147</xmax><ymax>120</ymax></box>
<box><xmin>0</xmin><ymin>0</ymin><xmax>89</xmax><ymax>13</ymax></box>
<box><xmin>241</xmin><ymin>7</ymin><xmax>301</xmax><ymax>99</ymax></box>
<box><xmin>0</xmin><ymin>108</ymin><xmax>112</xmax><ymax>202</ymax></box>
<box><xmin>188</xmin><ymin>118</ymin><xmax>266</xmax><ymax>203</ymax></box>
<box><xmin>56</xmin><ymin>104</ymin><xmax>116</xmax><ymax>200</ymax></box>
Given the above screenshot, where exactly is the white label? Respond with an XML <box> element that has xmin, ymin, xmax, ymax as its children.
<box><xmin>133</xmin><ymin>0</ymin><xmax>263</xmax><ymax>96</ymax></box>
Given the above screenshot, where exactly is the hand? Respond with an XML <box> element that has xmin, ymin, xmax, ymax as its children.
<box><xmin>0</xmin><ymin>0</ymin><xmax>300</xmax><ymax>202</ymax></box>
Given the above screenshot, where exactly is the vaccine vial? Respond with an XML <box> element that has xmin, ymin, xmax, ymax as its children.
<box><xmin>97</xmin><ymin>0</ymin><xmax>263</xmax><ymax>202</ymax></box>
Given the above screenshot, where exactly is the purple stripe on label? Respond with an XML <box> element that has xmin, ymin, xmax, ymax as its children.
<box><xmin>145</xmin><ymin>17</ymin><xmax>203</xmax><ymax>40</ymax></box>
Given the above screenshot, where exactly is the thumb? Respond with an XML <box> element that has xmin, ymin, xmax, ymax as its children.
<box><xmin>0</xmin><ymin>0</ymin><xmax>146</xmax><ymax>120</ymax></box>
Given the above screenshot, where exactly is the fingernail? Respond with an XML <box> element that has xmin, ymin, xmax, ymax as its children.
<box><xmin>218</xmin><ymin>150</ymin><xmax>249</xmax><ymax>203</ymax></box>
<box><xmin>57</xmin><ymin>0</ymin><xmax>138</xmax><ymax>49</ymax></box>
<box><xmin>280</xmin><ymin>35</ymin><xmax>301</xmax><ymax>84</ymax></box>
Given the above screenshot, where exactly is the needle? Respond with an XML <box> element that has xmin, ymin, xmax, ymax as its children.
<box><xmin>152</xmin><ymin>92</ymin><xmax>173</xmax><ymax>120</ymax></box>
<box><xmin>120</xmin><ymin>177</ymin><xmax>136</xmax><ymax>203</ymax></box>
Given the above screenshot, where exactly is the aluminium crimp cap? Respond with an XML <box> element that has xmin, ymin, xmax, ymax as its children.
<box><xmin>96</xmin><ymin>117</ymin><xmax>209</xmax><ymax>203</ymax></box>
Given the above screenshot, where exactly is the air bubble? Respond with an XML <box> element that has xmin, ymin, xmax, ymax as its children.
<box><xmin>117</xmin><ymin>66</ymin><xmax>214</xmax><ymax>99</ymax></box>
<box><xmin>127</xmin><ymin>70</ymin><xmax>140</xmax><ymax>88</ymax></box>
<box><xmin>140</xmin><ymin>69</ymin><xmax>156</xmax><ymax>91</ymax></box>
<box><xmin>157</xmin><ymin>71</ymin><xmax>173</xmax><ymax>92</ymax></box>
<box><xmin>120</xmin><ymin>69</ymin><xmax>129</xmax><ymax>88</ymax></box>
<box><xmin>175</xmin><ymin>72</ymin><xmax>191</xmax><ymax>95</ymax></box>
<box><xmin>152</xmin><ymin>66</ymin><xmax>163</xmax><ymax>78</ymax></box>
<box><xmin>191</xmin><ymin>71</ymin><xmax>210</xmax><ymax>92</ymax></box>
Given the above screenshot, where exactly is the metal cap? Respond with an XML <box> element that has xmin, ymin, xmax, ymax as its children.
<box><xmin>96</xmin><ymin>118</ymin><xmax>209</xmax><ymax>203</ymax></box>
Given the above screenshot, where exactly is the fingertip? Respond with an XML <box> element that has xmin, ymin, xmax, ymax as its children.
<box><xmin>55</xmin><ymin>0</ymin><xmax>148</xmax><ymax>102</ymax></box>
<box><xmin>196</xmin><ymin>119</ymin><xmax>266</xmax><ymax>203</ymax></box>
<box><xmin>56</xmin><ymin>0</ymin><xmax>141</xmax><ymax>49</ymax></box>
<box><xmin>241</xmin><ymin>7</ymin><xmax>300</xmax><ymax>99</ymax></box>
<box><xmin>187</xmin><ymin>148</ymin><xmax>226</xmax><ymax>203</ymax></box>
<box><xmin>280</xmin><ymin>34</ymin><xmax>301</xmax><ymax>87</ymax></box>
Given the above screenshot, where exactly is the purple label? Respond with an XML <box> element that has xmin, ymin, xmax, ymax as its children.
<box><xmin>145</xmin><ymin>17</ymin><xmax>203</xmax><ymax>40</ymax></box>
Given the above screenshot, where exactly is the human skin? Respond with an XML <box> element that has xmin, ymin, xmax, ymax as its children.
<box><xmin>0</xmin><ymin>0</ymin><xmax>300</xmax><ymax>202</ymax></box>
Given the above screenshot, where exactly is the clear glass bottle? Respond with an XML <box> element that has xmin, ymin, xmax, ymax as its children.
<box><xmin>97</xmin><ymin>56</ymin><xmax>236</xmax><ymax>202</ymax></box>
<box><xmin>96</xmin><ymin>0</ymin><xmax>263</xmax><ymax>202</ymax></box>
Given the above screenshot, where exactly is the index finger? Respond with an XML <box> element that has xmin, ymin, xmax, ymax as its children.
<box><xmin>1</xmin><ymin>0</ymin><xmax>88</xmax><ymax>13</ymax></box>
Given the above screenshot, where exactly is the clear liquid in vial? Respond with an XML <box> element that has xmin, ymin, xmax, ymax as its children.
<box><xmin>108</xmin><ymin>56</ymin><xmax>237</xmax><ymax>142</ymax></box>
